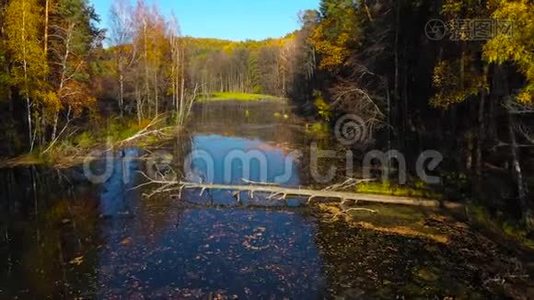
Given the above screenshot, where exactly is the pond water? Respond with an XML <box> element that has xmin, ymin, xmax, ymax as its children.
<box><xmin>0</xmin><ymin>101</ymin><xmax>330</xmax><ymax>298</ymax></box>
<box><xmin>0</xmin><ymin>101</ymin><xmax>529</xmax><ymax>298</ymax></box>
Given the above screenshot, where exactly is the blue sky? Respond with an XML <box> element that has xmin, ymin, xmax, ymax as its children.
<box><xmin>90</xmin><ymin>0</ymin><xmax>320</xmax><ymax>41</ymax></box>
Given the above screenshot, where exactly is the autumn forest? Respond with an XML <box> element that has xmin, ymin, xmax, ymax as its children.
<box><xmin>1</xmin><ymin>0</ymin><xmax>534</xmax><ymax>298</ymax></box>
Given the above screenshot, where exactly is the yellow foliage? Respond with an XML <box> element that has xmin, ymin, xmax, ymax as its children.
<box><xmin>308</xmin><ymin>6</ymin><xmax>360</xmax><ymax>71</ymax></box>
<box><xmin>431</xmin><ymin>60</ymin><xmax>486</xmax><ymax>108</ymax></box>
<box><xmin>313</xmin><ymin>90</ymin><xmax>331</xmax><ymax>120</ymax></box>
<box><xmin>5</xmin><ymin>0</ymin><xmax>47</xmax><ymax>98</ymax></box>
<box><xmin>483</xmin><ymin>0</ymin><xmax>534</xmax><ymax>103</ymax></box>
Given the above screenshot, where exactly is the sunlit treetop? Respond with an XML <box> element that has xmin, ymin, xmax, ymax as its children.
<box><xmin>484</xmin><ymin>0</ymin><xmax>534</xmax><ymax>104</ymax></box>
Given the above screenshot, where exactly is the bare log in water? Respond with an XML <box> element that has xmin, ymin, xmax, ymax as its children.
<box><xmin>134</xmin><ymin>173</ymin><xmax>462</xmax><ymax>209</ymax></box>
<box><xmin>177</xmin><ymin>182</ymin><xmax>459</xmax><ymax>208</ymax></box>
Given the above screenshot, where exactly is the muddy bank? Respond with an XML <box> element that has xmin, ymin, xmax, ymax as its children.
<box><xmin>314</xmin><ymin>204</ymin><xmax>534</xmax><ymax>298</ymax></box>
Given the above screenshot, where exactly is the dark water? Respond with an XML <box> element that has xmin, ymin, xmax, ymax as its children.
<box><xmin>0</xmin><ymin>101</ymin><xmax>529</xmax><ymax>298</ymax></box>
<box><xmin>0</xmin><ymin>101</ymin><xmax>333</xmax><ymax>298</ymax></box>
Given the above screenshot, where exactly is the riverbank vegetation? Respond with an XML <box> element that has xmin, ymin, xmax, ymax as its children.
<box><xmin>0</xmin><ymin>0</ymin><xmax>533</xmax><ymax>242</ymax></box>
<box><xmin>0</xmin><ymin>0</ymin><xmax>198</xmax><ymax>158</ymax></box>
<box><xmin>0</xmin><ymin>116</ymin><xmax>176</xmax><ymax>168</ymax></box>
<box><xmin>1</xmin><ymin>1</ymin><xmax>534</xmax><ymax>297</ymax></box>
<box><xmin>314</xmin><ymin>203</ymin><xmax>531</xmax><ymax>297</ymax></box>
<box><xmin>0</xmin><ymin>0</ymin><xmax>303</xmax><ymax>158</ymax></box>
<box><xmin>200</xmin><ymin>92</ymin><xmax>283</xmax><ymax>102</ymax></box>
<box><xmin>284</xmin><ymin>0</ymin><xmax>534</xmax><ymax>234</ymax></box>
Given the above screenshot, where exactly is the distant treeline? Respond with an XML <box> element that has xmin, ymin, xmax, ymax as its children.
<box><xmin>184</xmin><ymin>37</ymin><xmax>295</xmax><ymax>97</ymax></box>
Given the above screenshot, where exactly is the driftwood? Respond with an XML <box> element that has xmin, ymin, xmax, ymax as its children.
<box><xmin>177</xmin><ymin>182</ymin><xmax>459</xmax><ymax>208</ymax></box>
<box><xmin>134</xmin><ymin>173</ymin><xmax>461</xmax><ymax>209</ymax></box>
<box><xmin>117</xmin><ymin>115</ymin><xmax>174</xmax><ymax>146</ymax></box>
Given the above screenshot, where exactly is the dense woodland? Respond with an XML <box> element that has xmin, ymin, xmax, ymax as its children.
<box><xmin>184</xmin><ymin>37</ymin><xmax>295</xmax><ymax>97</ymax></box>
<box><xmin>0</xmin><ymin>0</ymin><xmax>533</xmax><ymax>227</ymax></box>
<box><xmin>292</xmin><ymin>0</ymin><xmax>534</xmax><ymax>228</ymax></box>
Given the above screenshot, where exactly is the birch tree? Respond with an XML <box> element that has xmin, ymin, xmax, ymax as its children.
<box><xmin>168</xmin><ymin>15</ymin><xmax>186</xmax><ymax>120</ymax></box>
<box><xmin>109</xmin><ymin>0</ymin><xmax>136</xmax><ymax>116</ymax></box>
<box><xmin>132</xmin><ymin>1</ymin><xmax>167</xmax><ymax>119</ymax></box>
<box><xmin>46</xmin><ymin>0</ymin><xmax>100</xmax><ymax>145</ymax></box>
<box><xmin>5</xmin><ymin>0</ymin><xmax>47</xmax><ymax>151</ymax></box>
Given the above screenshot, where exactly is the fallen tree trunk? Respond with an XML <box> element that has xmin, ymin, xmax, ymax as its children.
<box><xmin>136</xmin><ymin>175</ymin><xmax>462</xmax><ymax>209</ymax></box>
<box><xmin>179</xmin><ymin>182</ymin><xmax>460</xmax><ymax>209</ymax></box>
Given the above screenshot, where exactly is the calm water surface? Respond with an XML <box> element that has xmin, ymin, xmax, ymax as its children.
<box><xmin>0</xmin><ymin>101</ymin><xmax>336</xmax><ymax>298</ymax></box>
<box><xmin>3</xmin><ymin>101</ymin><xmax>526</xmax><ymax>298</ymax></box>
